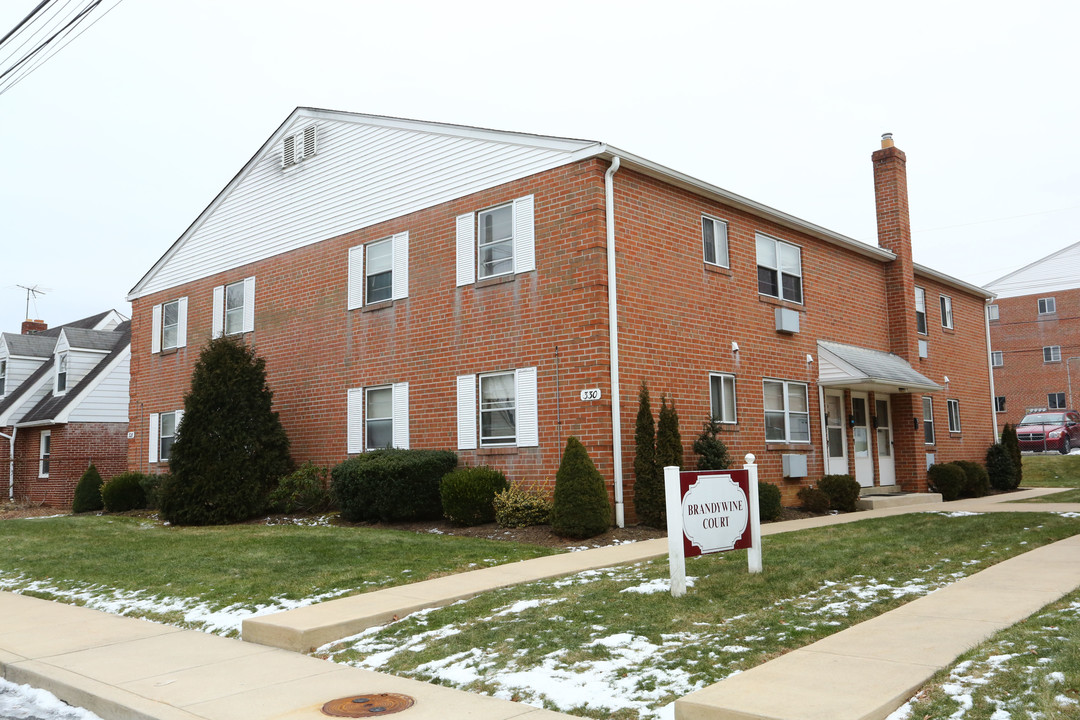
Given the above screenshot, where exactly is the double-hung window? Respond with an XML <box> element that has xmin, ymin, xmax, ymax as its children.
<box><xmin>0</xmin><ymin>358</ymin><xmax>6</xmax><ymax>396</ymax></box>
<box><xmin>56</xmin><ymin>353</ymin><xmax>68</xmax><ymax>393</ymax></box>
<box><xmin>347</xmin><ymin>233</ymin><xmax>409</xmax><ymax>309</ymax></box>
<box><xmin>947</xmin><ymin>399</ymin><xmax>961</xmax><ymax>433</ymax></box>
<box><xmin>39</xmin><ymin>430</ymin><xmax>50</xmax><ymax>478</ymax></box>
<box><xmin>346</xmin><ymin>383</ymin><xmax>409</xmax><ymax>453</ymax></box>
<box><xmin>915</xmin><ymin>287</ymin><xmax>927</xmax><ymax>334</ymax></box>
<box><xmin>709</xmin><ymin>373</ymin><xmax>737</xmax><ymax>423</ymax></box>
<box><xmin>1038</xmin><ymin>297</ymin><xmax>1056</xmax><ymax>315</ymax></box>
<box><xmin>1049</xmin><ymin>392</ymin><xmax>1066</xmax><ymax>410</ymax></box>
<box><xmin>1044</xmin><ymin>345</ymin><xmax>1062</xmax><ymax>363</ymax></box>
<box><xmin>702</xmin><ymin>216</ymin><xmax>729</xmax><ymax>268</ymax></box>
<box><xmin>922</xmin><ymin>397</ymin><xmax>935</xmax><ymax>444</ymax></box>
<box><xmin>940</xmin><ymin>295</ymin><xmax>954</xmax><ymax>329</ymax></box>
<box><xmin>212</xmin><ymin>277</ymin><xmax>255</xmax><ymax>337</ymax></box>
<box><xmin>151</xmin><ymin>298</ymin><xmax>188</xmax><ymax>353</ymax></box>
<box><xmin>756</xmin><ymin>234</ymin><xmax>802</xmax><ymax>303</ymax></box>
<box><xmin>456</xmin><ymin>195</ymin><xmax>535</xmax><ymax>286</ymax></box>
<box><xmin>456</xmin><ymin>368</ymin><xmax>538</xmax><ymax>449</ymax></box>
<box><xmin>763</xmin><ymin>379</ymin><xmax>809</xmax><ymax>443</ymax></box>
<box><xmin>994</xmin><ymin>396</ymin><xmax>1006</xmax><ymax>413</ymax></box>
<box><xmin>148</xmin><ymin>410</ymin><xmax>183</xmax><ymax>463</ymax></box>
<box><xmin>987</xmin><ymin>304</ymin><xmax>999</xmax><ymax>321</ymax></box>
<box><xmin>991</xmin><ymin>351</ymin><xmax>1003</xmax><ymax>367</ymax></box>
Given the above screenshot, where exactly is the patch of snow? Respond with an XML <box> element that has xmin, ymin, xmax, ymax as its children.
<box><xmin>1056</xmin><ymin>694</ymin><xmax>1079</xmax><ymax>706</ymax></box>
<box><xmin>621</xmin><ymin>577</ymin><xmax>696</xmax><ymax>594</ymax></box>
<box><xmin>1056</xmin><ymin>512</ymin><xmax>1080</xmax><ymax>518</ymax></box>
<box><xmin>0</xmin><ymin>678</ymin><xmax>102</xmax><ymax>719</ymax></box>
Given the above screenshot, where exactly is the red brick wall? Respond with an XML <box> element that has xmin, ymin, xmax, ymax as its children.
<box><xmin>990</xmin><ymin>288</ymin><xmax>1080</xmax><ymax>426</ymax></box>
<box><xmin>6</xmin><ymin>423</ymin><xmax>128</xmax><ymax>507</ymax></box>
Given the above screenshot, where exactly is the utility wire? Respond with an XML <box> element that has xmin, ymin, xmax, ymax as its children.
<box><xmin>0</xmin><ymin>0</ymin><xmax>101</xmax><ymax>82</ymax></box>
<box><xmin>0</xmin><ymin>0</ymin><xmax>53</xmax><ymax>49</ymax></box>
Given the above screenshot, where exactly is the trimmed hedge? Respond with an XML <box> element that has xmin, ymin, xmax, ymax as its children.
<box><xmin>950</xmin><ymin>460</ymin><xmax>990</xmax><ymax>498</ymax></box>
<box><xmin>797</xmin><ymin>486</ymin><xmax>830</xmax><ymax>514</ymax></box>
<box><xmin>757</xmin><ymin>482</ymin><xmax>782</xmax><ymax>522</ymax></box>
<box><xmin>269</xmin><ymin>463</ymin><xmax>333</xmax><ymax>514</ymax></box>
<box><xmin>552</xmin><ymin>437</ymin><xmax>611</xmax><ymax>539</ymax></box>
<box><xmin>440</xmin><ymin>466</ymin><xmax>509</xmax><ymax>526</ymax></box>
<box><xmin>494</xmin><ymin>485</ymin><xmax>552</xmax><ymax>528</ymax></box>
<box><xmin>331</xmin><ymin>449</ymin><xmax>457</xmax><ymax>522</ymax></box>
<box><xmin>140</xmin><ymin>473</ymin><xmax>166</xmax><ymax>510</ymax></box>
<box><xmin>101</xmin><ymin>472</ymin><xmax>148</xmax><ymax>512</ymax></box>
<box><xmin>928</xmin><ymin>462</ymin><xmax>966</xmax><ymax>501</ymax></box>
<box><xmin>72</xmin><ymin>464</ymin><xmax>104</xmax><ymax>514</ymax></box>
<box><xmin>819</xmin><ymin>474</ymin><xmax>860</xmax><ymax>512</ymax></box>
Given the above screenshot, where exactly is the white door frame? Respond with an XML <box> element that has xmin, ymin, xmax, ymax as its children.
<box><xmin>823</xmin><ymin>389</ymin><xmax>849</xmax><ymax>477</ymax></box>
<box><xmin>875</xmin><ymin>395</ymin><xmax>896</xmax><ymax>486</ymax></box>
<box><xmin>851</xmin><ymin>391</ymin><xmax>874</xmax><ymax>487</ymax></box>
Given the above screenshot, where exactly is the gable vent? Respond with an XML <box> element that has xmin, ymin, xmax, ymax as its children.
<box><xmin>282</xmin><ymin>124</ymin><xmax>318</xmax><ymax>167</ymax></box>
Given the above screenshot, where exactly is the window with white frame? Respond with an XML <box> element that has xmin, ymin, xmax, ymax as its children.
<box><xmin>56</xmin><ymin>353</ymin><xmax>68</xmax><ymax>393</ymax></box>
<box><xmin>995</xmin><ymin>396</ymin><xmax>1006</xmax><ymax>413</ymax></box>
<box><xmin>756</xmin><ymin>234</ymin><xmax>802</xmax><ymax>303</ymax></box>
<box><xmin>991</xmin><ymin>351</ymin><xmax>1003</xmax><ymax>367</ymax></box>
<box><xmin>947</xmin><ymin>399</ymin><xmax>961</xmax><ymax>433</ymax></box>
<box><xmin>456</xmin><ymin>368</ymin><xmax>538</xmax><ymax>450</ymax></box>
<box><xmin>940</xmin><ymin>295</ymin><xmax>954</xmax><ymax>329</ymax></box>
<box><xmin>1049</xmin><ymin>392</ymin><xmax>1066</xmax><ymax>410</ymax></box>
<box><xmin>702</xmin><ymin>216</ymin><xmax>729</xmax><ymax>268</ymax></box>
<box><xmin>1044</xmin><ymin>345</ymin><xmax>1062</xmax><ymax>363</ymax></box>
<box><xmin>914</xmin><ymin>287</ymin><xmax>927</xmax><ymax>334</ymax></box>
<box><xmin>38</xmin><ymin>430</ymin><xmax>50</xmax><ymax>478</ymax></box>
<box><xmin>0</xmin><ymin>358</ymin><xmax>6</xmax><ymax>396</ymax></box>
<box><xmin>212</xmin><ymin>277</ymin><xmax>255</xmax><ymax>337</ymax></box>
<box><xmin>456</xmin><ymin>195</ymin><xmax>535</xmax><ymax>286</ymax></box>
<box><xmin>763</xmin><ymin>379</ymin><xmax>809</xmax><ymax>443</ymax></box>
<box><xmin>709</xmin><ymin>373</ymin><xmax>737</xmax><ymax>423</ymax></box>
<box><xmin>152</xmin><ymin>298</ymin><xmax>188</xmax><ymax>353</ymax></box>
<box><xmin>987</xmin><ymin>304</ymin><xmax>999</xmax><ymax>321</ymax></box>
<box><xmin>922</xmin><ymin>397</ymin><xmax>935</xmax><ymax>444</ymax></box>
<box><xmin>148</xmin><ymin>410</ymin><xmax>183</xmax><ymax>464</ymax></box>
<box><xmin>348</xmin><ymin>233</ymin><xmax>409</xmax><ymax>309</ymax></box>
<box><xmin>346</xmin><ymin>383</ymin><xmax>409</xmax><ymax>453</ymax></box>
<box><xmin>1038</xmin><ymin>297</ymin><xmax>1056</xmax><ymax>315</ymax></box>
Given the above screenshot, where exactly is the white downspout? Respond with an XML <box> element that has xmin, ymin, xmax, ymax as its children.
<box><xmin>0</xmin><ymin>427</ymin><xmax>14</xmax><ymax>501</ymax></box>
<box><xmin>985</xmin><ymin>300</ymin><xmax>999</xmax><ymax>439</ymax></box>
<box><xmin>605</xmin><ymin>156</ymin><xmax>624</xmax><ymax>527</ymax></box>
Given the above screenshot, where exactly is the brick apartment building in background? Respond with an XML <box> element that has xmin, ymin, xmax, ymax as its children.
<box><xmin>126</xmin><ymin>110</ymin><xmax>995</xmax><ymax>523</ymax></box>
<box><xmin>987</xmin><ymin>241</ymin><xmax>1080</xmax><ymax>425</ymax></box>
<box><xmin>0</xmin><ymin>311</ymin><xmax>130</xmax><ymax>506</ymax></box>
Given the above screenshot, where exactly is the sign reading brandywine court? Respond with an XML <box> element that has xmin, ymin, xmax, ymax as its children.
<box><xmin>664</xmin><ymin>455</ymin><xmax>762</xmax><ymax>597</ymax></box>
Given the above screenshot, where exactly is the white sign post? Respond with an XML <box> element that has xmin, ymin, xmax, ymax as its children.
<box><xmin>665</xmin><ymin>454</ymin><xmax>761</xmax><ymax>598</ymax></box>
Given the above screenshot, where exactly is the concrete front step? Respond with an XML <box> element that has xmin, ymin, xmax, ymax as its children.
<box><xmin>856</xmin><ymin>492</ymin><xmax>942</xmax><ymax>510</ymax></box>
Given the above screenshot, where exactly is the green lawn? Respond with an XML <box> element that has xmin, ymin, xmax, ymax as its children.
<box><xmin>1021</xmin><ymin>454</ymin><xmax>1080</xmax><ymax>488</ymax></box>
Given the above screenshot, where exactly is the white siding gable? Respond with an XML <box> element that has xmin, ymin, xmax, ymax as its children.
<box><xmin>130</xmin><ymin>110</ymin><xmax>600</xmax><ymax>299</ymax></box>
<box><xmin>66</xmin><ymin>351</ymin><xmax>131</xmax><ymax>423</ymax></box>
<box><xmin>987</xmin><ymin>239</ymin><xmax>1080</xmax><ymax>298</ymax></box>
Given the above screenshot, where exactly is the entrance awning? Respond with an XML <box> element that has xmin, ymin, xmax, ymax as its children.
<box><xmin>817</xmin><ymin>340</ymin><xmax>941</xmax><ymax>394</ymax></box>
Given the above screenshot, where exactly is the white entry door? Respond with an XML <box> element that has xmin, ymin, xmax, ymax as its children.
<box><xmin>824</xmin><ymin>391</ymin><xmax>848</xmax><ymax>476</ymax></box>
<box><xmin>876</xmin><ymin>396</ymin><xmax>896</xmax><ymax>486</ymax></box>
<box><xmin>851</xmin><ymin>392</ymin><xmax>874</xmax><ymax>487</ymax></box>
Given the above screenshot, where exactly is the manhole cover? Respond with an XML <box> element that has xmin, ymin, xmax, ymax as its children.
<box><xmin>321</xmin><ymin>694</ymin><xmax>415</xmax><ymax>717</ymax></box>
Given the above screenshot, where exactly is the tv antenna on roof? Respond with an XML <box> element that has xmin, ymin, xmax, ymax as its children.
<box><xmin>16</xmin><ymin>284</ymin><xmax>51</xmax><ymax>320</ymax></box>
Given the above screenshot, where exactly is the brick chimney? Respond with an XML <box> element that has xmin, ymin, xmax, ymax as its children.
<box><xmin>873</xmin><ymin>133</ymin><xmax>918</xmax><ymax>361</ymax></box>
<box><xmin>21</xmin><ymin>319</ymin><xmax>47</xmax><ymax>334</ymax></box>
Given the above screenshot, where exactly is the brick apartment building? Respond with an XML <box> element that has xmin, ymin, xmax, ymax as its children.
<box><xmin>0</xmin><ymin>311</ymin><xmax>130</xmax><ymax>506</ymax></box>
<box><xmin>986</xmin><ymin>241</ymin><xmax>1080</xmax><ymax>425</ymax></box>
<box><xmin>126</xmin><ymin>109</ymin><xmax>995</xmax><ymax>522</ymax></box>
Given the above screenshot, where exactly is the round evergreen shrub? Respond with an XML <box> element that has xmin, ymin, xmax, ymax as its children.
<box><xmin>331</xmin><ymin>449</ymin><xmax>458</xmax><ymax>522</ymax></box>
<box><xmin>72</xmin><ymin>463</ymin><xmax>104</xmax><ymax>514</ymax></box>
<box><xmin>818</xmin><ymin>474</ymin><xmax>860</xmax><ymax>512</ymax></box>
<box><xmin>693</xmin><ymin>416</ymin><xmax>732</xmax><ymax>471</ymax></box>
<box><xmin>101</xmin><ymin>472</ymin><xmax>148</xmax><ymax>512</ymax></box>
<box><xmin>440</xmin><ymin>466</ymin><xmax>509</xmax><ymax>526</ymax></box>
<box><xmin>949</xmin><ymin>460</ymin><xmax>990</xmax><ymax>498</ymax></box>
<box><xmin>494</xmin><ymin>484</ymin><xmax>552</xmax><ymax>528</ymax></box>
<box><xmin>757</xmin><ymin>482</ymin><xmax>782</xmax><ymax>522</ymax></box>
<box><xmin>140</xmin><ymin>473</ymin><xmax>165</xmax><ymax>510</ymax></box>
<box><xmin>269</xmin><ymin>463</ymin><xmax>333</xmax><ymax>514</ymax></box>
<box><xmin>633</xmin><ymin>381</ymin><xmax>662</xmax><ymax>528</ymax></box>
<box><xmin>797</xmin><ymin>486</ymin><xmax>830</xmax><ymax>514</ymax></box>
<box><xmin>927</xmin><ymin>463</ymin><xmax>966</xmax><ymax>501</ymax></box>
<box><xmin>986</xmin><ymin>443</ymin><xmax>1018</xmax><ymax>491</ymax></box>
<box><xmin>552</xmin><ymin>437</ymin><xmax>611</xmax><ymax>539</ymax></box>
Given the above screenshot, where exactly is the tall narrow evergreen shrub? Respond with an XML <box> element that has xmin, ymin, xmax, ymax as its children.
<box><xmin>1001</xmin><ymin>423</ymin><xmax>1023</xmax><ymax>486</ymax></box>
<box><xmin>693</xmin><ymin>416</ymin><xmax>732</xmax><ymax>470</ymax></box>
<box><xmin>72</xmin><ymin>463</ymin><xmax>104</xmax><ymax>514</ymax></box>
<box><xmin>633</xmin><ymin>381</ymin><xmax>663</xmax><ymax>527</ymax></box>
<box><xmin>551</xmin><ymin>437</ymin><xmax>611</xmax><ymax>539</ymax></box>
<box><xmin>159</xmin><ymin>336</ymin><xmax>293</xmax><ymax>525</ymax></box>
<box><xmin>656</xmin><ymin>395</ymin><xmax>683</xmax><ymax>470</ymax></box>
<box><xmin>986</xmin><ymin>443</ymin><xmax>1017</xmax><ymax>492</ymax></box>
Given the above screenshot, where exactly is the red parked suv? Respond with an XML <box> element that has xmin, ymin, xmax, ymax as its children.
<box><xmin>1016</xmin><ymin>410</ymin><xmax>1080</xmax><ymax>454</ymax></box>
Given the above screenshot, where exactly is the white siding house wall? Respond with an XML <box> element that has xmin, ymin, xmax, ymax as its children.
<box><xmin>63</xmin><ymin>351</ymin><xmax>106</xmax><ymax>391</ymax></box>
<box><xmin>67</xmin><ymin>354</ymin><xmax>131</xmax><ymax>423</ymax></box>
<box><xmin>987</xmin><ymin>240</ymin><xmax>1080</xmax><ymax>298</ymax></box>
<box><xmin>133</xmin><ymin>114</ymin><xmax>597</xmax><ymax>298</ymax></box>
<box><xmin>3</xmin><ymin>357</ymin><xmax>47</xmax><ymax>397</ymax></box>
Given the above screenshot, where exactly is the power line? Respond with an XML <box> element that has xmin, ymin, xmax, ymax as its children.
<box><xmin>0</xmin><ymin>0</ymin><xmax>52</xmax><ymax>49</ymax></box>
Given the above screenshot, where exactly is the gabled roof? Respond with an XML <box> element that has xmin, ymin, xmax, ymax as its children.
<box><xmin>985</xmin><ymin>239</ymin><xmax>1080</xmax><ymax>299</ymax></box>
<box><xmin>31</xmin><ymin>310</ymin><xmax>125</xmax><ymax>337</ymax></box>
<box><xmin>59</xmin><ymin>327</ymin><xmax>125</xmax><ymax>352</ymax></box>
<box><xmin>0</xmin><ymin>333</ymin><xmax>56</xmax><ymax>358</ymax></box>
<box><xmin>817</xmin><ymin>340</ymin><xmax>941</xmax><ymax>394</ymax></box>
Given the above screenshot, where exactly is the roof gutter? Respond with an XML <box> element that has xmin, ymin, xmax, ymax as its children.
<box><xmin>605</xmin><ymin>156</ymin><xmax>625</xmax><ymax>528</ymax></box>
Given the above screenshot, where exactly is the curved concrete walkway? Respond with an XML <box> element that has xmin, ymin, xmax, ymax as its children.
<box><xmin>1</xmin><ymin>489</ymin><xmax>1078</xmax><ymax>720</ymax></box>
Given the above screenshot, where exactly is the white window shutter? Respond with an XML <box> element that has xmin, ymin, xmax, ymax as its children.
<box><xmin>148</xmin><ymin>413</ymin><xmax>159</xmax><ymax>463</ymax></box>
<box><xmin>212</xmin><ymin>285</ymin><xmax>224</xmax><ymax>338</ymax></box>
<box><xmin>516</xmin><ymin>367</ymin><xmax>538</xmax><ymax>447</ymax></box>
<box><xmin>392</xmin><ymin>382</ymin><xmax>409</xmax><ymax>449</ymax></box>
<box><xmin>392</xmin><ymin>232</ymin><xmax>409</xmax><ymax>300</ymax></box>
<box><xmin>513</xmin><ymin>194</ymin><xmax>535</xmax><ymax>274</ymax></box>
<box><xmin>456</xmin><ymin>213</ymin><xmax>475</xmax><ymax>287</ymax></box>
<box><xmin>457</xmin><ymin>374</ymin><xmax>477</xmax><ymax>450</ymax></box>
<box><xmin>242</xmin><ymin>277</ymin><xmax>256</xmax><ymax>333</ymax></box>
<box><xmin>151</xmin><ymin>304</ymin><xmax>162</xmax><ymax>354</ymax></box>
<box><xmin>347</xmin><ymin>245</ymin><xmax>364</xmax><ymax>310</ymax></box>
<box><xmin>347</xmin><ymin>388</ymin><xmax>364</xmax><ymax>454</ymax></box>
<box><xmin>176</xmin><ymin>297</ymin><xmax>188</xmax><ymax>348</ymax></box>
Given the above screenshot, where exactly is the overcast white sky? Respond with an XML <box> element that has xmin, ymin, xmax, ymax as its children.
<box><xmin>2</xmin><ymin>0</ymin><xmax>1078</xmax><ymax>332</ymax></box>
